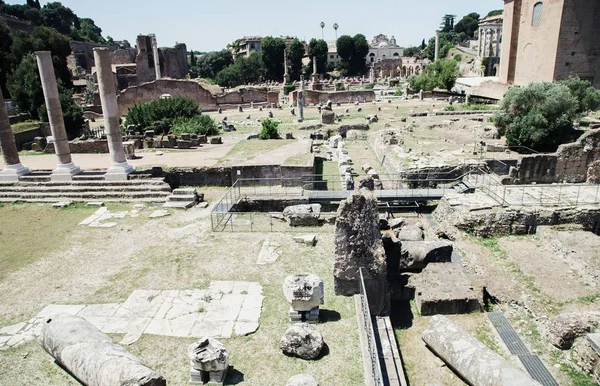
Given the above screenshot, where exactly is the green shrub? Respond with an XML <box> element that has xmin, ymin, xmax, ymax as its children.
<box><xmin>171</xmin><ymin>115</ymin><xmax>218</xmax><ymax>136</ymax></box>
<box><xmin>125</xmin><ymin>97</ymin><xmax>200</xmax><ymax>133</ymax></box>
<box><xmin>409</xmin><ymin>59</ymin><xmax>459</xmax><ymax>91</ymax></box>
<box><xmin>453</xmin><ymin>54</ymin><xmax>463</xmax><ymax>62</ymax></box>
<box><xmin>337</xmin><ymin>82</ymin><xmax>346</xmax><ymax>91</ymax></box>
<box><xmin>258</xmin><ymin>118</ymin><xmax>280</xmax><ymax>140</ymax></box>
<box><xmin>494</xmin><ymin>81</ymin><xmax>582</xmax><ymax>152</ymax></box>
<box><xmin>283</xmin><ymin>83</ymin><xmax>296</xmax><ymax>95</ymax></box>
<box><xmin>363</xmin><ymin>83</ymin><xmax>375</xmax><ymax>90</ymax></box>
<box><xmin>394</xmin><ymin>88</ymin><xmax>403</xmax><ymax>96</ymax></box>
<box><xmin>445</xmin><ymin>105</ymin><xmax>456</xmax><ymax>111</ymax></box>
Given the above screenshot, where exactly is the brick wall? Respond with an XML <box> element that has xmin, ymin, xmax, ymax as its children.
<box><xmin>516</xmin><ymin>129</ymin><xmax>600</xmax><ymax>183</ymax></box>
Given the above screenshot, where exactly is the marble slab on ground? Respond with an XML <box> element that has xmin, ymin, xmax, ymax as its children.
<box><xmin>0</xmin><ymin>281</ymin><xmax>264</xmax><ymax>350</ymax></box>
<box><xmin>79</xmin><ymin>207</ymin><xmax>143</xmax><ymax>228</ymax></box>
<box><xmin>256</xmin><ymin>236</ymin><xmax>281</xmax><ymax>265</ymax></box>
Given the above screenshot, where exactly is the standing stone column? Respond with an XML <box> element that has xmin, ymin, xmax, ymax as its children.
<box><xmin>283</xmin><ymin>48</ymin><xmax>290</xmax><ymax>84</ymax></box>
<box><xmin>0</xmin><ymin>91</ymin><xmax>30</xmax><ymax>181</ymax></box>
<box><xmin>297</xmin><ymin>75</ymin><xmax>305</xmax><ymax>122</ymax></box>
<box><xmin>150</xmin><ymin>34</ymin><xmax>161</xmax><ymax>80</ymax></box>
<box><xmin>434</xmin><ymin>30</ymin><xmax>440</xmax><ymax>61</ymax></box>
<box><xmin>35</xmin><ymin>51</ymin><xmax>81</xmax><ymax>181</ymax></box>
<box><xmin>495</xmin><ymin>28</ymin><xmax>501</xmax><ymax>57</ymax></box>
<box><xmin>477</xmin><ymin>28</ymin><xmax>482</xmax><ymax>57</ymax></box>
<box><xmin>94</xmin><ymin>47</ymin><xmax>134</xmax><ymax>180</ymax></box>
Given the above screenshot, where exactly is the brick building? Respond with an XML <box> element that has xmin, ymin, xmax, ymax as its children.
<box><xmin>500</xmin><ymin>0</ymin><xmax>600</xmax><ymax>88</ymax></box>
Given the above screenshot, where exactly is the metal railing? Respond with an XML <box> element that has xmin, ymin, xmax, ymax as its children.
<box><xmin>359</xmin><ymin>268</ymin><xmax>385</xmax><ymax>386</ymax></box>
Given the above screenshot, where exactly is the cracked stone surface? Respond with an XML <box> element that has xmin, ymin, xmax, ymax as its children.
<box><xmin>256</xmin><ymin>236</ymin><xmax>281</xmax><ymax>265</ymax></box>
<box><xmin>79</xmin><ymin>207</ymin><xmax>145</xmax><ymax>228</ymax></box>
<box><xmin>0</xmin><ymin>281</ymin><xmax>263</xmax><ymax>350</ymax></box>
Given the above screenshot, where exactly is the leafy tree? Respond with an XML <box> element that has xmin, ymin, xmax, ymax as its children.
<box><xmin>558</xmin><ymin>77</ymin><xmax>600</xmax><ymax>114</ymax></box>
<box><xmin>40</xmin><ymin>2</ymin><xmax>78</xmax><ymax>36</ymax></box>
<box><xmin>106</xmin><ymin>36</ymin><xmax>115</xmax><ymax>45</ymax></box>
<box><xmin>486</xmin><ymin>10</ymin><xmax>503</xmax><ymax>17</ymax></box>
<box><xmin>494</xmin><ymin>82</ymin><xmax>581</xmax><ymax>152</ymax></box>
<box><xmin>214</xmin><ymin>52</ymin><xmax>264</xmax><ymax>87</ymax></box>
<box><xmin>8</xmin><ymin>54</ymin><xmax>83</xmax><ymax>137</ymax></box>
<box><xmin>336</xmin><ymin>35</ymin><xmax>354</xmax><ymax>63</ymax></box>
<box><xmin>307</xmin><ymin>38</ymin><xmax>328</xmax><ymax>74</ymax></box>
<box><xmin>421</xmin><ymin>39</ymin><xmax>426</xmax><ymax>49</ymax></box>
<box><xmin>261</xmin><ymin>36</ymin><xmax>286</xmax><ymax>81</ymax></box>
<box><xmin>10</xmin><ymin>26</ymin><xmax>73</xmax><ymax>88</ymax></box>
<box><xmin>454</xmin><ymin>12</ymin><xmax>480</xmax><ymax>39</ymax></box>
<box><xmin>189</xmin><ymin>51</ymin><xmax>197</xmax><ymax>67</ymax></box>
<box><xmin>335</xmin><ymin>34</ymin><xmax>369</xmax><ymax>76</ymax></box>
<box><xmin>0</xmin><ymin>22</ymin><xmax>13</xmax><ymax>96</ymax></box>
<box><xmin>193</xmin><ymin>50</ymin><xmax>233</xmax><ymax>79</ymax></box>
<box><xmin>453</xmin><ymin>54</ymin><xmax>462</xmax><ymax>62</ymax></box>
<box><xmin>258</xmin><ymin>118</ymin><xmax>280</xmax><ymax>140</ymax></box>
<box><xmin>26</xmin><ymin>0</ymin><xmax>41</xmax><ymax>9</ymax></box>
<box><xmin>440</xmin><ymin>14</ymin><xmax>457</xmax><ymax>33</ymax></box>
<box><xmin>287</xmin><ymin>38</ymin><xmax>305</xmax><ymax>81</ymax></box>
<box><xmin>71</xmin><ymin>17</ymin><xmax>105</xmax><ymax>43</ymax></box>
<box><xmin>403</xmin><ymin>46</ymin><xmax>418</xmax><ymax>57</ymax></box>
<box><xmin>409</xmin><ymin>58</ymin><xmax>459</xmax><ymax>91</ymax></box>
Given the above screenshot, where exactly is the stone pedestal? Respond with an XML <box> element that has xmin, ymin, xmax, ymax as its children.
<box><xmin>0</xmin><ymin>91</ymin><xmax>30</xmax><ymax>181</ymax></box>
<box><xmin>94</xmin><ymin>47</ymin><xmax>134</xmax><ymax>181</ymax></box>
<box><xmin>35</xmin><ymin>51</ymin><xmax>81</xmax><ymax>181</ymax></box>
<box><xmin>283</xmin><ymin>274</ymin><xmax>324</xmax><ymax>323</ymax></box>
<box><xmin>284</xmin><ymin>73</ymin><xmax>291</xmax><ymax>84</ymax></box>
<box><xmin>188</xmin><ymin>338</ymin><xmax>229</xmax><ymax>386</ymax></box>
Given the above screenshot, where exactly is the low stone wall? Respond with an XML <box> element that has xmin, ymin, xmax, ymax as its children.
<box><xmin>290</xmin><ymin>90</ymin><xmax>375</xmax><ymax>105</ymax></box>
<box><xmin>117</xmin><ymin>79</ymin><xmax>217</xmax><ymax>115</ymax></box>
<box><xmin>515</xmin><ymin>128</ymin><xmax>600</xmax><ymax>184</ymax></box>
<box><xmin>117</xmin><ymin>80</ymin><xmax>279</xmax><ymax>115</ymax></box>
<box><xmin>165</xmin><ymin>164</ymin><xmax>315</xmax><ymax>188</ymax></box>
<box><xmin>45</xmin><ymin>140</ymin><xmax>109</xmax><ymax>154</ymax></box>
<box><xmin>14</xmin><ymin>127</ymin><xmax>43</xmax><ymax>150</ymax></box>
<box><xmin>434</xmin><ymin>195</ymin><xmax>600</xmax><ymax>237</ymax></box>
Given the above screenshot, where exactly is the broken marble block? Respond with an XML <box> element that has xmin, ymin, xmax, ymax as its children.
<box><xmin>293</xmin><ymin>234</ymin><xmax>317</xmax><ymax>246</ymax></box>
<box><xmin>188</xmin><ymin>337</ymin><xmax>229</xmax><ymax>385</ymax></box>
<box><xmin>283</xmin><ymin>274</ymin><xmax>324</xmax><ymax>323</ymax></box>
<box><xmin>282</xmin><ymin>204</ymin><xmax>321</xmax><ymax>227</ymax></box>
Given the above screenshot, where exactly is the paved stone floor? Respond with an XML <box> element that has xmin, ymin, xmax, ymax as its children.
<box><xmin>0</xmin><ymin>281</ymin><xmax>263</xmax><ymax>350</ymax></box>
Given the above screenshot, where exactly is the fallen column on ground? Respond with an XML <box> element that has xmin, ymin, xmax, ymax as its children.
<box><xmin>422</xmin><ymin>315</ymin><xmax>541</xmax><ymax>386</ymax></box>
<box><xmin>40</xmin><ymin>313</ymin><xmax>166</xmax><ymax>386</ymax></box>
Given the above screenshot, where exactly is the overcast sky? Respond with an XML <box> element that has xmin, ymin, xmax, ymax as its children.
<box><xmin>8</xmin><ymin>0</ymin><xmax>501</xmax><ymax>51</ymax></box>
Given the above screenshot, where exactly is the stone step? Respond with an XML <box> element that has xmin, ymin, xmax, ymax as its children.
<box><xmin>0</xmin><ymin>185</ymin><xmax>172</xmax><ymax>193</ymax></box>
<box><xmin>18</xmin><ymin>173</ymin><xmax>52</xmax><ymax>182</ymax></box>
<box><xmin>15</xmin><ymin>179</ymin><xmax>169</xmax><ymax>187</ymax></box>
<box><xmin>0</xmin><ymin>191</ymin><xmax>171</xmax><ymax>200</ymax></box>
<box><xmin>162</xmin><ymin>201</ymin><xmax>197</xmax><ymax>209</ymax></box>
<box><xmin>166</xmin><ymin>194</ymin><xmax>198</xmax><ymax>202</ymax></box>
<box><xmin>172</xmin><ymin>188</ymin><xmax>198</xmax><ymax>195</ymax></box>
<box><xmin>0</xmin><ymin>197</ymin><xmax>166</xmax><ymax>204</ymax></box>
<box><xmin>72</xmin><ymin>173</ymin><xmax>107</xmax><ymax>181</ymax></box>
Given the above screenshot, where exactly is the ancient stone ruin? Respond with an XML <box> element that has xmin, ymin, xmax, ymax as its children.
<box><xmin>282</xmin><ymin>274</ymin><xmax>324</xmax><ymax>323</ymax></box>
<box><xmin>280</xmin><ymin>323</ymin><xmax>324</xmax><ymax>360</ymax></box>
<box><xmin>188</xmin><ymin>337</ymin><xmax>229</xmax><ymax>385</ymax></box>
<box><xmin>333</xmin><ymin>187</ymin><xmax>387</xmax><ymax>315</ymax></box>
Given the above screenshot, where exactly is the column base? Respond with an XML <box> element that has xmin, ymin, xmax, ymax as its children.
<box><xmin>0</xmin><ymin>163</ymin><xmax>31</xmax><ymax>182</ymax></box>
<box><xmin>104</xmin><ymin>161</ymin><xmax>135</xmax><ymax>181</ymax></box>
<box><xmin>51</xmin><ymin>162</ymin><xmax>82</xmax><ymax>181</ymax></box>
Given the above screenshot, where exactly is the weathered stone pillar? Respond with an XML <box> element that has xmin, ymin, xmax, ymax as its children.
<box><xmin>477</xmin><ymin>28</ymin><xmax>482</xmax><ymax>57</ymax></box>
<box><xmin>0</xmin><ymin>91</ymin><xmax>30</xmax><ymax>181</ymax></box>
<box><xmin>298</xmin><ymin>75</ymin><xmax>305</xmax><ymax>122</ymax></box>
<box><xmin>150</xmin><ymin>34</ymin><xmax>161</xmax><ymax>80</ymax></box>
<box><xmin>495</xmin><ymin>28</ymin><xmax>501</xmax><ymax>57</ymax></box>
<box><xmin>94</xmin><ymin>47</ymin><xmax>134</xmax><ymax>180</ymax></box>
<box><xmin>35</xmin><ymin>51</ymin><xmax>81</xmax><ymax>181</ymax></box>
<box><xmin>434</xmin><ymin>30</ymin><xmax>440</xmax><ymax>61</ymax></box>
<box><xmin>283</xmin><ymin>48</ymin><xmax>290</xmax><ymax>84</ymax></box>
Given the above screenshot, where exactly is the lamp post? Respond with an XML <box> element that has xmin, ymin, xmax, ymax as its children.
<box><xmin>333</xmin><ymin>23</ymin><xmax>339</xmax><ymax>40</ymax></box>
<box><xmin>320</xmin><ymin>22</ymin><xmax>325</xmax><ymax>40</ymax></box>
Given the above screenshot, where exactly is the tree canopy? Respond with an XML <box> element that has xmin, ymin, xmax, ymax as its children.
<box><xmin>307</xmin><ymin>38</ymin><xmax>328</xmax><ymax>74</ymax></box>
<box><xmin>215</xmin><ymin>52</ymin><xmax>264</xmax><ymax>88</ymax></box>
<box><xmin>261</xmin><ymin>36</ymin><xmax>286</xmax><ymax>81</ymax></box>
<box><xmin>190</xmin><ymin>50</ymin><xmax>233</xmax><ymax>79</ymax></box>
<box><xmin>454</xmin><ymin>13</ymin><xmax>480</xmax><ymax>39</ymax></box>
<box><xmin>494</xmin><ymin>78</ymin><xmax>600</xmax><ymax>152</ymax></box>
<box><xmin>287</xmin><ymin>38</ymin><xmax>305</xmax><ymax>81</ymax></box>
<box><xmin>335</xmin><ymin>34</ymin><xmax>369</xmax><ymax>76</ymax></box>
<box><xmin>409</xmin><ymin>59</ymin><xmax>459</xmax><ymax>91</ymax></box>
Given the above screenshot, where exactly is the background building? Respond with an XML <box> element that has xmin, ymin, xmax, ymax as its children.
<box><xmin>367</xmin><ymin>34</ymin><xmax>404</xmax><ymax>64</ymax></box>
<box><xmin>500</xmin><ymin>0</ymin><xmax>600</xmax><ymax>88</ymax></box>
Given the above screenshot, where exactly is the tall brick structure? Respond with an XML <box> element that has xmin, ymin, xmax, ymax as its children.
<box><xmin>500</xmin><ymin>0</ymin><xmax>600</xmax><ymax>88</ymax></box>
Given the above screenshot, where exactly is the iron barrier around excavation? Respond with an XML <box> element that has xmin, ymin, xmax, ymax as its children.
<box><xmin>359</xmin><ymin>268</ymin><xmax>385</xmax><ymax>386</ymax></box>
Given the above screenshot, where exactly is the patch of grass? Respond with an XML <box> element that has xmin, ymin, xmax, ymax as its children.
<box><xmin>473</xmin><ymin>321</ymin><xmax>504</xmax><ymax>358</ymax></box>
<box><xmin>11</xmin><ymin>120</ymin><xmax>41</xmax><ymax>134</ymax></box>
<box><xmin>220</xmin><ymin>139</ymin><xmax>295</xmax><ymax>164</ymax></box>
<box><xmin>283</xmin><ymin>152</ymin><xmax>313</xmax><ymax>166</ymax></box>
<box><xmin>0</xmin><ymin>203</ymin><xmax>97</xmax><ymax>281</ymax></box>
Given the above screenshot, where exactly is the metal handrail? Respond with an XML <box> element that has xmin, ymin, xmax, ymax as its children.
<box><xmin>359</xmin><ymin>268</ymin><xmax>385</xmax><ymax>386</ymax></box>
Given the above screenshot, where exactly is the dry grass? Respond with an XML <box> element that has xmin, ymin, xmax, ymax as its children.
<box><xmin>0</xmin><ymin>203</ymin><xmax>363</xmax><ymax>385</ymax></box>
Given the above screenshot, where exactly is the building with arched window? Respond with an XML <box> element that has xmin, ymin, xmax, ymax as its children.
<box><xmin>366</xmin><ymin>34</ymin><xmax>403</xmax><ymax>64</ymax></box>
<box><xmin>500</xmin><ymin>0</ymin><xmax>600</xmax><ymax>88</ymax></box>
